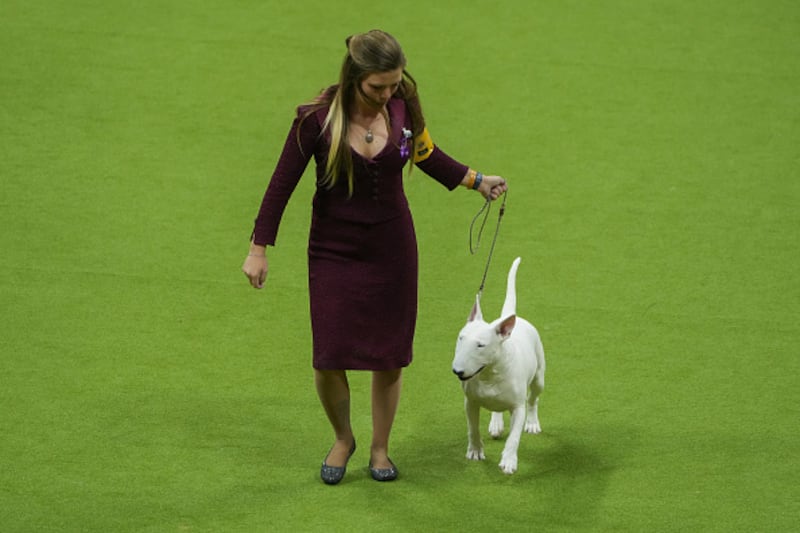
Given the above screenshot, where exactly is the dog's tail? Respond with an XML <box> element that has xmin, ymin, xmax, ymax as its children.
<box><xmin>501</xmin><ymin>257</ymin><xmax>521</xmax><ymax>319</ymax></box>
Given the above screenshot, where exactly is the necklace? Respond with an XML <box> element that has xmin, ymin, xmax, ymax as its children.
<box><xmin>365</xmin><ymin>129</ymin><xmax>374</xmax><ymax>143</ymax></box>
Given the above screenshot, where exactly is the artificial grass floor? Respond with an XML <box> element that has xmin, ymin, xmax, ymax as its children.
<box><xmin>1</xmin><ymin>1</ymin><xmax>798</xmax><ymax>531</ymax></box>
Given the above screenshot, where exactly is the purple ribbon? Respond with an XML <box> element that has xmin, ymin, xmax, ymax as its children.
<box><xmin>400</xmin><ymin>128</ymin><xmax>412</xmax><ymax>159</ymax></box>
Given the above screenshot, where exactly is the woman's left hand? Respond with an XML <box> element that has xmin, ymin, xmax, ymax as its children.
<box><xmin>479</xmin><ymin>175</ymin><xmax>508</xmax><ymax>200</ymax></box>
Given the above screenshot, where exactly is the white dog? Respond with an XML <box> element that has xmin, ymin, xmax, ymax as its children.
<box><xmin>452</xmin><ymin>257</ymin><xmax>546</xmax><ymax>474</ymax></box>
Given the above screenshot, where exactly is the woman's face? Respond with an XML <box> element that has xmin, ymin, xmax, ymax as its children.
<box><xmin>357</xmin><ymin>67</ymin><xmax>404</xmax><ymax>109</ymax></box>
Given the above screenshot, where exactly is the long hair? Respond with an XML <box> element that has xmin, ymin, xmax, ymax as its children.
<box><xmin>299</xmin><ymin>30</ymin><xmax>425</xmax><ymax>195</ymax></box>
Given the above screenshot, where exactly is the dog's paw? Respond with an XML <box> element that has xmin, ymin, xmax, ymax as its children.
<box><xmin>466</xmin><ymin>447</ymin><xmax>485</xmax><ymax>461</ymax></box>
<box><xmin>488</xmin><ymin>412</ymin><xmax>504</xmax><ymax>438</ymax></box>
<box><xmin>499</xmin><ymin>453</ymin><xmax>518</xmax><ymax>474</ymax></box>
<box><xmin>524</xmin><ymin>419</ymin><xmax>542</xmax><ymax>434</ymax></box>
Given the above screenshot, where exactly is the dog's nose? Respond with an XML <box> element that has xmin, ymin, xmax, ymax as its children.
<box><xmin>453</xmin><ymin>369</ymin><xmax>465</xmax><ymax>379</ymax></box>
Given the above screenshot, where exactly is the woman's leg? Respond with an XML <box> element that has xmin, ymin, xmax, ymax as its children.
<box><xmin>370</xmin><ymin>368</ymin><xmax>403</xmax><ymax>468</ymax></box>
<box><xmin>315</xmin><ymin>369</ymin><xmax>355</xmax><ymax>466</ymax></box>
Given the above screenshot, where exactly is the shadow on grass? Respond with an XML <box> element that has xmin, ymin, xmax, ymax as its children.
<box><xmin>398</xmin><ymin>421</ymin><xmax>631</xmax><ymax>528</ymax></box>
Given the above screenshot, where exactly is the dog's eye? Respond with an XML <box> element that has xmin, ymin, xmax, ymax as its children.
<box><xmin>477</xmin><ymin>342</ymin><xmax>486</xmax><ymax>349</ymax></box>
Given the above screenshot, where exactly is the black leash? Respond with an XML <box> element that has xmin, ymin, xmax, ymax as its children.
<box><xmin>469</xmin><ymin>190</ymin><xmax>508</xmax><ymax>297</ymax></box>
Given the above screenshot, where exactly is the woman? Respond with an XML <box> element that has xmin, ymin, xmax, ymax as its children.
<box><xmin>242</xmin><ymin>30</ymin><xmax>507</xmax><ymax>484</ymax></box>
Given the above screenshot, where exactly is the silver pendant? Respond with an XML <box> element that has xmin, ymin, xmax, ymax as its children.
<box><xmin>365</xmin><ymin>129</ymin><xmax>374</xmax><ymax>143</ymax></box>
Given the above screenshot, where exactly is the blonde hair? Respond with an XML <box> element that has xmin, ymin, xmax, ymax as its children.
<box><xmin>300</xmin><ymin>30</ymin><xmax>425</xmax><ymax>195</ymax></box>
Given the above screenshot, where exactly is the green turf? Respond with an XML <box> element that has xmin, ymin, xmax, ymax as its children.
<box><xmin>1</xmin><ymin>1</ymin><xmax>798</xmax><ymax>531</ymax></box>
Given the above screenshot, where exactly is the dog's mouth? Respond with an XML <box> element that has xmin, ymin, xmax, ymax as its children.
<box><xmin>454</xmin><ymin>365</ymin><xmax>486</xmax><ymax>381</ymax></box>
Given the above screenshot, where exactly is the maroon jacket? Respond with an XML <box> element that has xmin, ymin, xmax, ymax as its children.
<box><xmin>251</xmin><ymin>95</ymin><xmax>468</xmax><ymax>246</ymax></box>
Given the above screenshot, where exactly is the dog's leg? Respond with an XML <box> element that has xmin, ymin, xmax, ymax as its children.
<box><xmin>525</xmin><ymin>354</ymin><xmax>545</xmax><ymax>434</ymax></box>
<box><xmin>525</xmin><ymin>397</ymin><xmax>542</xmax><ymax>434</ymax></box>
<box><xmin>525</xmin><ymin>375</ymin><xmax>544</xmax><ymax>434</ymax></box>
<box><xmin>499</xmin><ymin>405</ymin><xmax>526</xmax><ymax>474</ymax></box>
<box><xmin>464</xmin><ymin>398</ymin><xmax>485</xmax><ymax>460</ymax></box>
<box><xmin>488</xmin><ymin>411</ymin><xmax>504</xmax><ymax>438</ymax></box>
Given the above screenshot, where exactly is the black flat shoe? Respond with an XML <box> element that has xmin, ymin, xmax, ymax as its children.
<box><xmin>369</xmin><ymin>458</ymin><xmax>398</xmax><ymax>482</ymax></box>
<box><xmin>320</xmin><ymin>440</ymin><xmax>356</xmax><ymax>485</ymax></box>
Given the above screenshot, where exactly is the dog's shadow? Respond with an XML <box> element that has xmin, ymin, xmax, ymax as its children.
<box><xmin>406</xmin><ymin>422</ymin><xmax>629</xmax><ymax>527</ymax></box>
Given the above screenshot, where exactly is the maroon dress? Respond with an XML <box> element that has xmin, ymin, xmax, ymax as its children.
<box><xmin>251</xmin><ymin>94</ymin><xmax>467</xmax><ymax>370</ymax></box>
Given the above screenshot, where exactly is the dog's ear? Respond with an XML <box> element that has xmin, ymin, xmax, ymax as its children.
<box><xmin>496</xmin><ymin>315</ymin><xmax>516</xmax><ymax>339</ymax></box>
<box><xmin>468</xmin><ymin>296</ymin><xmax>483</xmax><ymax>323</ymax></box>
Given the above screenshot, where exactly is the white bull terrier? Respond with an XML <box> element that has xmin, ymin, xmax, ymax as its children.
<box><xmin>452</xmin><ymin>257</ymin><xmax>546</xmax><ymax>474</ymax></box>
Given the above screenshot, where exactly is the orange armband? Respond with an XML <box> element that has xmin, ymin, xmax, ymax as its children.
<box><xmin>413</xmin><ymin>127</ymin><xmax>435</xmax><ymax>163</ymax></box>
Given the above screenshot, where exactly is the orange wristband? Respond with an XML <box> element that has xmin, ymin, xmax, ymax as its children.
<box><xmin>465</xmin><ymin>169</ymin><xmax>477</xmax><ymax>189</ymax></box>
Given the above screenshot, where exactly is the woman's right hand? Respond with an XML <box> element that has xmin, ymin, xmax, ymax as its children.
<box><xmin>242</xmin><ymin>244</ymin><xmax>269</xmax><ymax>289</ymax></box>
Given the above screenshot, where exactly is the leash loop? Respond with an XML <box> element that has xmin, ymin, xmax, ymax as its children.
<box><xmin>469</xmin><ymin>190</ymin><xmax>508</xmax><ymax>296</ymax></box>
